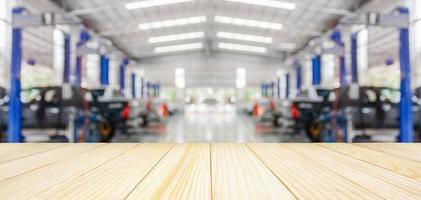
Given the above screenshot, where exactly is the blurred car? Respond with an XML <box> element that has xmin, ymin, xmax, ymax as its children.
<box><xmin>86</xmin><ymin>87</ymin><xmax>139</xmax><ymax>141</ymax></box>
<box><xmin>0</xmin><ymin>86</ymin><xmax>85</xmax><ymax>130</ymax></box>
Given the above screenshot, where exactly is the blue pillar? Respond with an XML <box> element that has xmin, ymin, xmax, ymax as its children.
<box><xmin>140</xmin><ymin>77</ymin><xmax>145</xmax><ymax>99</ymax></box>
<box><xmin>312</xmin><ymin>55</ymin><xmax>321</xmax><ymax>85</ymax></box>
<box><xmin>63</xmin><ymin>34</ymin><xmax>71</xmax><ymax>83</ymax></box>
<box><xmin>131</xmin><ymin>73</ymin><xmax>136</xmax><ymax>98</ymax></box>
<box><xmin>74</xmin><ymin>31</ymin><xmax>90</xmax><ymax>86</ymax></box>
<box><xmin>350</xmin><ymin>33</ymin><xmax>359</xmax><ymax>83</ymax></box>
<box><xmin>397</xmin><ymin>7</ymin><xmax>413</xmax><ymax>142</ymax></box>
<box><xmin>100</xmin><ymin>55</ymin><xmax>109</xmax><ymax>86</ymax></box>
<box><xmin>295</xmin><ymin>61</ymin><xmax>302</xmax><ymax>97</ymax></box>
<box><xmin>331</xmin><ymin>30</ymin><xmax>347</xmax><ymax>87</ymax></box>
<box><xmin>119</xmin><ymin>58</ymin><xmax>129</xmax><ymax>95</ymax></box>
<box><xmin>285</xmin><ymin>74</ymin><xmax>290</xmax><ymax>98</ymax></box>
<box><xmin>260</xmin><ymin>83</ymin><xmax>265</xmax><ymax>97</ymax></box>
<box><xmin>156</xmin><ymin>83</ymin><xmax>161</xmax><ymax>97</ymax></box>
<box><xmin>276</xmin><ymin>77</ymin><xmax>281</xmax><ymax>99</ymax></box>
<box><xmin>8</xmin><ymin>7</ymin><xmax>25</xmax><ymax>142</ymax></box>
<box><xmin>146</xmin><ymin>81</ymin><xmax>151</xmax><ymax>97</ymax></box>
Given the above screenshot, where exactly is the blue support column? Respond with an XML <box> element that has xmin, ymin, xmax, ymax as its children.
<box><xmin>63</xmin><ymin>34</ymin><xmax>71</xmax><ymax>83</ymax></box>
<box><xmin>312</xmin><ymin>55</ymin><xmax>321</xmax><ymax>86</ymax></box>
<box><xmin>140</xmin><ymin>77</ymin><xmax>145</xmax><ymax>99</ymax></box>
<box><xmin>119</xmin><ymin>59</ymin><xmax>129</xmax><ymax>95</ymax></box>
<box><xmin>100</xmin><ymin>55</ymin><xmax>109</xmax><ymax>86</ymax></box>
<box><xmin>350</xmin><ymin>33</ymin><xmax>359</xmax><ymax>83</ymax></box>
<box><xmin>331</xmin><ymin>31</ymin><xmax>347</xmax><ymax>87</ymax></box>
<box><xmin>74</xmin><ymin>31</ymin><xmax>90</xmax><ymax>86</ymax></box>
<box><xmin>276</xmin><ymin>77</ymin><xmax>281</xmax><ymax>99</ymax></box>
<box><xmin>8</xmin><ymin>7</ymin><xmax>25</xmax><ymax>142</ymax></box>
<box><xmin>397</xmin><ymin>7</ymin><xmax>413</xmax><ymax>142</ymax></box>
<box><xmin>131</xmin><ymin>73</ymin><xmax>136</xmax><ymax>98</ymax></box>
<box><xmin>156</xmin><ymin>83</ymin><xmax>161</xmax><ymax>97</ymax></box>
<box><xmin>285</xmin><ymin>74</ymin><xmax>290</xmax><ymax>98</ymax></box>
<box><xmin>146</xmin><ymin>81</ymin><xmax>151</xmax><ymax>97</ymax></box>
<box><xmin>295</xmin><ymin>61</ymin><xmax>302</xmax><ymax>97</ymax></box>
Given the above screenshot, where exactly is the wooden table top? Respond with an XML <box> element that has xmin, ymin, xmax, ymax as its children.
<box><xmin>0</xmin><ymin>143</ymin><xmax>420</xmax><ymax>199</ymax></box>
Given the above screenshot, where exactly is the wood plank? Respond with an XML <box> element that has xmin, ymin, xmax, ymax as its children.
<box><xmin>0</xmin><ymin>143</ymin><xmax>64</xmax><ymax>164</ymax></box>
<box><xmin>211</xmin><ymin>143</ymin><xmax>296</xmax><ymax>199</ymax></box>
<box><xmin>356</xmin><ymin>143</ymin><xmax>421</xmax><ymax>162</ymax></box>
<box><xmin>287</xmin><ymin>144</ymin><xmax>421</xmax><ymax>199</ymax></box>
<box><xmin>248</xmin><ymin>143</ymin><xmax>382</xmax><ymax>199</ymax></box>
<box><xmin>33</xmin><ymin>143</ymin><xmax>173</xmax><ymax>199</ymax></box>
<box><xmin>126</xmin><ymin>143</ymin><xmax>211</xmax><ymax>200</ymax></box>
<box><xmin>321</xmin><ymin>144</ymin><xmax>421</xmax><ymax>181</ymax></box>
<box><xmin>0</xmin><ymin>144</ymin><xmax>137</xmax><ymax>200</ymax></box>
<box><xmin>0</xmin><ymin>144</ymin><xmax>103</xmax><ymax>181</ymax></box>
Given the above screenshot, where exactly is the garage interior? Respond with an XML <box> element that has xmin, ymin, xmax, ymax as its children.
<box><xmin>0</xmin><ymin>0</ymin><xmax>421</xmax><ymax>199</ymax></box>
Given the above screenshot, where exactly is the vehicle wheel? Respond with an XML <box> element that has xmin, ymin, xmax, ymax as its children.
<box><xmin>142</xmin><ymin>116</ymin><xmax>148</xmax><ymax>127</ymax></box>
<box><xmin>99</xmin><ymin>121</ymin><xmax>114</xmax><ymax>142</ymax></box>
<box><xmin>306</xmin><ymin>121</ymin><xmax>322</xmax><ymax>142</ymax></box>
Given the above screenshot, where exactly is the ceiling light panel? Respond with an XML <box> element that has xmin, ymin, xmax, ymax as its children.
<box><xmin>126</xmin><ymin>0</ymin><xmax>195</xmax><ymax>10</ymax></box>
<box><xmin>214</xmin><ymin>16</ymin><xmax>282</xmax><ymax>30</ymax></box>
<box><xmin>225</xmin><ymin>0</ymin><xmax>296</xmax><ymax>10</ymax></box>
<box><xmin>149</xmin><ymin>32</ymin><xmax>205</xmax><ymax>44</ymax></box>
<box><xmin>217</xmin><ymin>42</ymin><xmax>267</xmax><ymax>53</ymax></box>
<box><xmin>216</xmin><ymin>32</ymin><xmax>273</xmax><ymax>44</ymax></box>
<box><xmin>155</xmin><ymin>42</ymin><xmax>204</xmax><ymax>53</ymax></box>
<box><xmin>139</xmin><ymin>16</ymin><xmax>207</xmax><ymax>30</ymax></box>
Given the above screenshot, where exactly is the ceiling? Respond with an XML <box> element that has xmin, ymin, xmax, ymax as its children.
<box><xmin>50</xmin><ymin>0</ymin><xmax>367</xmax><ymax>60</ymax></box>
<box><xmin>16</xmin><ymin>0</ymin><xmax>412</xmax><ymax>87</ymax></box>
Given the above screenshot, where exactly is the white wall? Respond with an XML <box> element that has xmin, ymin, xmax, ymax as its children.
<box><xmin>140</xmin><ymin>52</ymin><xmax>284</xmax><ymax>88</ymax></box>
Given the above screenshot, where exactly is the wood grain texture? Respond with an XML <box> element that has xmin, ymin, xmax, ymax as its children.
<box><xmin>212</xmin><ymin>143</ymin><xmax>296</xmax><ymax>199</ymax></box>
<box><xmin>33</xmin><ymin>143</ymin><xmax>173</xmax><ymax>200</ymax></box>
<box><xmin>321</xmin><ymin>144</ymin><xmax>421</xmax><ymax>181</ymax></box>
<box><xmin>0</xmin><ymin>143</ymin><xmax>63</xmax><ymax>164</ymax></box>
<box><xmin>0</xmin><ymin>144</ymin><xmax>136</xmax><ymax>200</ymax></box>
<box><xmin>356</xmin><ymin>143</ymin><xmax>421</xmax><ymax>162</ymax></box>
<box><xmin>248</xmin><ymin>143</ymin><xmax>382</xmax><ymax>199</ymax></box>
<box><xmin>0</xmin><ymin>144</ymin><xmax>102</xmax><ymax>181</ymax></box>
<box><xmin>0</xmin><ymin>143</ymin><xmax>420</xmax><ymax>200</ymax></box>
<box><xmin>288</xmin><ymin>144</ymin><xmax>421</xmax><ymax>199</ymax></box>
<box><xmin>126</xmin><ymin>143</ymin><xmax>211</xmax><ymax>200</ymax></box>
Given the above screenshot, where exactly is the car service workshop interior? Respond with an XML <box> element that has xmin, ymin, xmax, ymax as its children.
<box><xmin>0</xmin><ymin>0</ymin><xmax>420</xmax><ymax>199</ymax></box>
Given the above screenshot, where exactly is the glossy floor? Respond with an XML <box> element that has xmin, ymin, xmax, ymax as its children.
<box><xmin>115</xmin><ymin>105</ymin><xmax>308</xmax><ymax>143</ymax></box>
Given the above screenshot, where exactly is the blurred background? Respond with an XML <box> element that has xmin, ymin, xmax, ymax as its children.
<box><xmin>0</xmin><ymin>0</ymin><xmax>420</xmax><ymax>143</ymax></box>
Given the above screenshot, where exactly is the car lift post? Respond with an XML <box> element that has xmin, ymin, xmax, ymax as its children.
<box><xmin>119</xmin><ymin>58</ymin><xmax>129</xmax><ymax>95</ymax></box>
<box><xmin>8</xmin><ymin>7</ymin><xmax>24</xmax><ymax>142</ymax></box>
<box><xmin>312</xmin><ymin>55</ymin><xmax>321</xmax><ymax>86</ymax></box>
<box><xmin>63</xmin><ymin>33</ymin><xmax>71</xmax><ymax>83</ymax></box>
<box><xmin>398</xmin><ymin>7</ymin><xmax>413</xmax><ymax>142</ymax></box>
<box><xmin>140</xmin><ymin>77</ymin><xmax>145</xmax><ymax>99</ymax></box>
<box><xmin>294</xmin><ymin>60</ymin><xmax>302</xmax><ymax>97</ymax></box>
<box><xmin>285</xmin><ymin>73</ymin><xmax>290</xmax><ymax>98</ymax></box>
<box><xmin>276</xmin><ymin>76</ymin><xmax>281</xmax><ymax>99</ymax></box>
<box><xmin>350</xmin><ymin>32</ymin><xmax>359</xmax><ymax>84</ymax></box>
<box><xmin>74</xmin><ymin>31</ymin><xmax>90</xmax><ymax>86</ymax></box>
<box><xmin>131</xmin><ymin>73</ymin><xmax>136</xmax><ymax>98</ymax></box>
<box><xmin>331</xmin><ymin>31</ymin><xmax>347</xmax><ymax>87</ymax></box>
<box><xmin>100</xmin><ymin>55</ymin><xmax>109</xmax><ymax>86</ymax></box>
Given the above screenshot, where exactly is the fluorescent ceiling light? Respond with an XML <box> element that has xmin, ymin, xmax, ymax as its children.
<box><xmin>126</xmin><ymin>0</ymin><xmax>195</xmax><ymax>10</ymax></box>
<box><xmin>148</xmin><ymin>32</ymin><xmax>204</xmax><ymax>44</ymax></box>
<box><xmin>217</xmin><ymin>31</ymin><xmax>273</xmax><ymax>44</ymax></box>
<box><xmin>214</xmin><ymin>16</ymin><xmax>282</xmax><ymax>30</ymax></box>
<box><xmin>217</xmin><ymin>42</ymin><xmax>267</xmax><ymax>53</ymax></box>
<box><xmin>279</xmin><ymin>43</ymin><xmax>297</xmax><ymax>50</ymax></box>
<box><xmin>139</xmin><ymin>16</ymin><xmax>206</xmax><ymax>30</ymax></box>
<box><xmin>155</xmin><ymin>42</ymin><xmax>203</xmax><ymax>53</ymax></box>
<box><xmin>226</xmin><ymin>0</ymin><xmax>295</xmax><ymax>10</ymax></box>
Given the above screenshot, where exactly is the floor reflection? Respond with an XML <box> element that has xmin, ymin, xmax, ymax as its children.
<box><xmin>115</xmin><ymin>105</ymin><xmax>308</xmax><ymax>143</ymax></box>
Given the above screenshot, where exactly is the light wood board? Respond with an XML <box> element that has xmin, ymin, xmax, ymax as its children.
<box><xmin>0</xmin><ymin>143</ymin><xmax>420</xmax><ymax>199</ymax></box>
